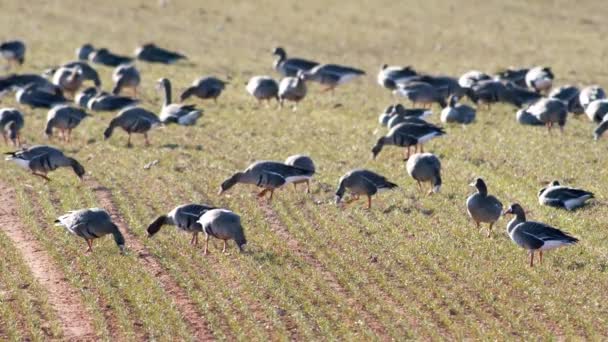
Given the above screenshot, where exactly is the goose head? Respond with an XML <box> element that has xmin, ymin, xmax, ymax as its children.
<box><xmin>469</xmin><ymin>177</ymin><xmax>487</xmax><ymax>195</ymax></box>
<box><xmin>272</xmin><ymin>47</ymin><xmax>286</xmax><ymax>59</ymax></box>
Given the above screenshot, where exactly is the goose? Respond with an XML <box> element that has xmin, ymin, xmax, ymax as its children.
<box><xmin>45</xmin><ymin>105</ymin><xmax>90</xmax><ymax>142</ymax></box>
<box><xmin>0</xmin><ymin>73</ymin><xmax>59</xmax><ymax>94</ymax></box>
<box><xmin>302</xmin><ymin>63</ymin><xmax>365</xmax><ymax>92</ymax></box>
<box><xmin>377</xmin><ymin>64</ymin><xmax>417</xmax><ymax>90</ymax></box>
<box><xmin>55</xmin><ymin>208</ymin><xmax>125</xmax><ymax>254</ymax></box>
<box><xmin>76</xmin><ymin>44</ymin><xmax>95</xmax><ymax>61</ymax></box>
<box><xmin>378</xmin><ymin>105</ymin><xmax>395</xmax><ymax>126</ymax></box>
<box><xmin>549</xmin><ymin>85</ymin><xmax>582</xmax><ymax>114</ymax></box>
<box><xmin>494</xmin><ymin>67</ymin><xmax>529</xmax><ymax>87</ymax></box>
<box><xmin>538</xmin><ymin>181</ymin><xmax>594</xmax><ymax>211</ymax></box>
<box><xmin>245</xmin><ymin>76</ymin><xmax>279</xmax><ymax>104</ymax></box>
<box><xmin>218</xmin><ymin>159</ymin><xmax>316</xmax><ymax>200</ymax></box>
<box><xmin>522</xmin><ymin>98</ymin><xmax>567</xmax><ymax>132</ymax></box>
<box><xmin>458</xmin><ymin>70</ymin><xmax>491</xmax><ymax>89</ymax></box>
<box><xmin>465</xmin><ymin>80</ymin><xmax>507</xmax><ymax>107</ymax></box>
<box><xmin>5</xmin><ymin>145</ymin><xmax>85</xmax><ymax>181</ymax></box>
<box><xmin>75</xmin><ymin>87</ymin><xmax>139</xmax><ymax>111</ymax></box>
<box><xmin>180</xmin><ymin>76</ymin><xmax>227</xmax><ymax>103</ymax></box>
<box><xmin>579</xmin><ymin>85</ymin><xmax>605</xmax><ymax>110</ymax></box>
<box><xmin>405</xmin><ymin>75</ymin><xmax>464</xmax><ymax>99</ymax></box>
<box><xmin>198</xmin><ymin>209</ymin><xmax>247</xmax><ymax>255</ymax></box>
<box><xmin>516</xmin><ymin>108</ymin><xmax>544</xmax><ymax>126</ymax></box>
<box><xmin>379</xmin><ymin>104</ymin><xmax>430</xmax><ymax>127</ymax></box>
<box><xmin>584</xmin><ymin>99</ymin><xmax>608</xmax><ymax>123</ymax></box>
<box><xmin>88</xmin><ymin>48</ymin><xmax>133</xmax><ymax>67</ymax></box>
<box><xmin>51</xmin><ymin>65</ymin><xmax>84</xmax><ymax>97</ymax></box>
<box><xmin>135</xmin><ymin>43</ymin><xmax>186</xmax><ymax>64</ymax></box>
<box><xmin>103</xmin><ymin>107</ymin><xmax>161</xmax><ymax>147</ymax></box>
<box><xmin>284</xmin><ymin>154</ymin><xmax>315</xmax><ymax>193</ymax></box>
<box><xmin>593</xmin><ymin>116</ymin><xmax>608</xmax><ymax>140</ymax></box>
<box><xmin>503</xmin><ymin>82</ymin><xmax>542</xmax><ymax>107</ymax></box>
<box><xmin>372</xmin><ymin>122</ymin><xmax>445</xmax><ymax>160</ymax></box>
<box><xmin>387</xmin><ymin>115</ymin><xmax>429</xmax><ymax>130</ymax></box>
<box><xmin>112</xmin><ymin>64</ymin><xmax>140</xmax><ymax>97</ymax></box>
<box><xmin>525</xmin><ymin>66</ymin><xmax>554</xmax><ymax>93</ymax></box>
<box><xmin>440</xmin><ymin>95</ymin><xmax>476</xmax><ymax>125</ymax></box>
<box><xmin>272</xmin><ymin>47</ymin><xmax>319</xmax><ymax>77</ymax></box>
<box><xmin>393</xmin><ymin>81</ymin><xmax>446</xmax><ymax>108</ymax></box>
<box><xmin>406</xmin><ymin>153</ymin><xmax>442</xmax><ymax>195</ymax></box>
<box><xmin>50</xmin><ymin>61</ymin><xmax>101</xmax><ymax>88</ymax></box>
<box><xmin>0</xmin><ymin>40</ymin><xmax>25</xmax><ymax>68</ymax></box>
<box><xmin>16</xmin><ymin>83</ymin><xmax>67</xmax><ymax>109</ymax></box>
<box><xmin>335</xmin><ymin>169</ymin><xmax>398</xmax><ymax>209</ymax></box>
<box><xmin>278</xmin><ymin>72</ymin><xmax>307</xmax><ymax>110</ymax></box>
<box><xmin>147</xmin><ymin>203</ymin><xmax>216</xmax><ymax>245</ymax></box>
<box><xmin>390</xmin><ymin>103</ymin><xmax>432</xmax><ymax>119</ymax></box>
<box><xmin>503</xmin><ymin>203</ymin><xmax>579</xmax><ymax>267</ymax></box>
<box><xmin>0</xmin><ymin>108</ymin><xmax>24</xmax><ymax>146</ymax></box>
<box><xmin>466</xmin><ymin>178</ymin><xmax>503</xmax><ymax>237</ymax></box>
<box><xmin>156</xmin><ymin>78</ymin><xmax>202</xmax><ymax>125</ymax></box>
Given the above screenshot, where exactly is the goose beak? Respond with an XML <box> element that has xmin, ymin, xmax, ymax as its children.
<box><xmin>468</xmin><ymin>182</ymin><xmax>476</xmax><ymax>187</ymax></box>
<box><xmin>119</xmin><ymin>245</ymin><xmax>126</xmax><ymax>255</ymax></box>
<box><xmin>217</xmin><ymin>187</ymin><xmax>224</xmax><ymax>196</ymax></box>
<box><xmin>502</xmin><ymin>208</ymin><xmax>512</xmax><ymax>216</ymax></box>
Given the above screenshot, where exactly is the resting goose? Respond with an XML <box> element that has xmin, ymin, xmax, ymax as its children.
<box><xmin>335</xmin><ymin>169</ymin><xmax>398</xmax><ymax>209</ymax></box>
<box><xmin>180</xmin><ymin>76</ymin><xmax>227</xmax><ymax>103</ymax></box>
<box><xmin>88</xmin><ymin>48</ymin><xmax>133</xmax><ymax>67</ymax></box>
<box><xmin>112</xmin><ymin>64</ymin><xmax>140</xmax><ymax>97</ymax></box>
<box><xmin>198</xmin><ymin>209</ymin><xmax>247</xmax><ymax>255</ymax></box>
<box><xmin>406</xmin><ymin>153</ymin><xmax>442</xmax><ymax>195</ymax></box>
<box><xmin>516</xmin><ymin>108</ymin><xmax>544</xmax><ymax>126</ymax></box>
<box><xmin>549</xmin><ymin>85</ymin><xmax>582</xmax><ymax>114</ymax></box>
<box><xmin>284</xmin><ymin>154</ymin><xmax>315</xmax><ymax>193</ymax></box>
<box><xmin>272</xmin><ymin>47</ymin><xmax>319</xmax><ymax>77</ymax></box>
<box><xmin>594</xmin><ymin>116</ymin><xmax>608</xmax><ymax>140</ymax></box>
<box><xmin>16</xmin><ymin>83</ymin><xmax>67</xmax><ymax>109</ymax></box>
<box><xmin>440</xmin><ymin>95</ymin><xmax>476</xmax><ymax>125</ymax></box>
<box><xmin>503</xmin><ymin>82</ymin><xmax>542</xmax><ymax>107</ymax></box>
<box><xmin>75</xmin><ymin>87</ymin><xmax>138</xmax><ymax>111</ymax></box>
<box><xmin>51</xmin><ymin>65</ymin><xmax>84</xmax><ymax>97</ymax></box>
<box><xmin>45</xmin><ymin>105</ymin><xmax>89</xmax><ymax>142</ymax></box>
<box><xmin>157</xmin><ymin>78</ymin><xmax>202</xmax><ymax>125</ymax></box>
<box><xmin>0</xmin><ymin>108</ymin><xmax>24</xmax><ymax>146</ymax></box>
<box><xmin>393</xmin><ymin>81</ymin><xmax>446</xmax><ymax>108</ymax></box>
<box><xmin>0</xmin><ymin>40</ymin><xmax>25</xmax><ymax>68</ymax></box>
<box><xmin>458</xmin><ymin>70</ymin><xmax>491</xmax><ymax>89</ymax></box>
<box><xmin>278</xmin><ymin>72</ymin><xmax>307</xmax><ymax>110</ymax></box>
<box><xmin>135</xmin><ymin>43</ymin><xmax>186</xmax><ymax>64</ymax></box>
<box><xmin>302</xmin><ymin>63</ymin><xmax>365</xmax><ymax>92</ymax></box>
<box><xmin>147</xmin><ymin>204</ymin><xmax>216</xmax><ymax>245</ymax></box>
<box><xmin>218</xmin><ymin>159</ymin><xmax>315</xmax><ymax>201</ymax></box>
<box><xmin>5</xmin><ymin>145</ymin><xmax>85</xmax><ymax>181</ymax></box>
<box><xmin>538</xmin><ymin>181</ymin><xmax>594</xmax><ymax>210</ymax></box>
<box><xmin>245</xmin><ymin>76</ymin><xmax>279</xmax><ymax>104</ymax></box>
<box><xmin>55</xmin><ymin>208</ymin><xmax>125</xmax><ymax>254</ymax></box>
<box><xmin>466</xmin><ymin>178</ymin><xmax>503</xmax><ymax>237</ymax></box>
<box><xmin>466</xmin><ymin>80</ymin><xmax>507</xmax><ymax>107</ymax></box>
<box><xmin>372</xmin><ymin>122</ymin><xmax>445</xmax><ymax>160</ymax></box>
<box><xmin>579</xmin><ymin>85</ymin><xmax>605</xmax><ymax>110</ymax></box>
<box><xmin>495</xmin><ymin>68</ymin><xmax>529</xmax><ymax>87</ymax></box>
<box><xmin>379</xmin><ymin>104</ymin><xmax>431</xmax><ymax>127</ymax></box>
<box><xmin>522</xmin><ymin>98</ymin><xmax>567</xmax><ymax>132</ymax></box>
<box><xmin>76</xmin><ymin>44</ymin><xmax>95</xmax><ymax>61</ymax></box>
<box><xmin>584</xmin><ymin>99</ymin><xmax>608</xmax><ymax>123</ymax></box>
<box><xmin>405</xmin><ymin>75</ymin><xmax>464</xmax><ymax>99</ymax></box>
<box><xmin>525</xmin><ymin>66</ymin><xmax>554</xmax><ymax>93</ymax></box>
<box><xmin>504</xmin><ymin>203</ymin><xmax>579</xmax><ymax>267</ymax></box>
<box><xmin>103</xmin><ymin>107</ymin><xmax>161</xmax><ymax>147</ymax></box>
<box><xmin>377</xmin><ymin>64</ymin><xmax>417</xmax><ymax>90</ymax></box>
<box><xmin>0</xmin><ymin>73</ymin><xmax>58</xmax><ymax>94</ymax></box>
<box><xmin>50</xmin><ymin>61</ymin><xmax>101</xmax><ymax>88</ymax></box>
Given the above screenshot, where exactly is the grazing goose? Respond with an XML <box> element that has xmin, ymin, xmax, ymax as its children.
<box><xmin>245</xmin><ymin>76</ymin><xmax>279</xmax><ymax>104</ymax></box>
<box><xmin>372</xmin><ymin>122</ymin><xmax>445</xmax><ymax>160</ymax></box>
<box><xmin>180</xmin><ymin>76</ymin><xmax>227</xmax><ymax>103</ymax></box>
<box><xmin>377</xmin><ymin>64</ymin><xmax>417</xmax><ymax>90</ymax></box>
<box><xmin>45</xmin><ymin>105</ymin><xmax>89</xmax><ymax>142</ymax></box>
<box><xmin>594</xmin><ymin>116</ymin><xmax>608</xmax><ymax>140</ymax></box>
<box><xmin>278</xmin><ymin>72</ymin><xmax>307</xmax><ymax>110</ymax></box>
<box><xmin>147</xmin><ymin>203</ymin><xmax>216</xmax><ymax>245</ymax></box>
<box><xmin>0</xmin><ymin>40</ymin><xmax>25</xmax><ymax>68</ymax></box>
<box><xmin>538</xmin><ymin>181</ymin><xmax>594</xmax><ymax>210</ymax></box>
<box><xmin>88</xmin><ymin>48</ymin><xmax>132</xmax><ymax>67</ymax></box>
<box><xmin>16</xmin><ymin>83</ymin><xmax>67</xmax><ymax>108</ymax></box>
<box><xmin>218</xmin><ymin>159</ymin><xmax>315</xmax><ymax>200</ymax></box>
<box><xmin>549</xmin><ymin>85</ymin><xmax>582</xmax><ymax>114</ymax></box>
<box><xmin>406</xmin><ymin>153</ymin><xmax>442</xmax><ymax>195</ymax></box>
<box><xmin>494</xmin><ymin>67</ymin><xmax>528</xmax><ymax>87</ymax></box>
<box><xmin>51</xmin><ymin>65</ymin><xmax>84</xmax><ymax>97</ymax></box>
<box><xmin>516</xmin><ymin>108</ymin><xmax>544</xmax><ymax>126</ymax></box>
<box><xmin>55</xmin><ymin>208</ymin><xmax>125</xmax><ymax>254</ymax></box>
<box><xmin>112</xmin><ymin>64</ymin><xmax>140</xmax><ymax>97</ymax></box>
<box><xmin>198</xmin><ymin>209</ymin><xmax>247</xmax><ymax>255</ymax></box>
<box><xmin>503</xmin><ymin>203</ymin><xmax>579</xmax><ymax>267</ymax></box>
<box><xmin>525</xmin><ymin>66</ymin><xmax>554</xmax><ymax>93</ymax></box>
<box><xmin>584</xmin><ymin>99</ymin><xmax>608</xmax><ymax>123</ymax></box>
<box><xmin>466</xmin><ymin>178</ymin><xmax>503</xmax><ymax>237</ymax></box>
<box><xmin>5</xmin><ymin>145</ymin><xmax>85</xmax><ymax>181</ymax></box>
<box><xmin>440</xmin><ymin>95</ymin><xmax>476</xmax><ymax>125</ymax></box>
<box><xmin>135</xmin><ymin>43</ymin><xmax>186</xmax><ymax>64</ymax></box>
<box><xmin>76</xmin><ymin>44</ymin><xmax>95</xmax><ymax>61</ymax></box>
<box><xmin>579</xmin><ymin>85</ymin><xmax>605</xmax><ymax>110</ymax></box>
<box><xmin>0</xmin><ymin>73</ymin><xmax>59</xmax><ymax>95</ymax></box>
<box><xmin>405</xmin><ymin>75</ymin><xmax>464</xmax><ymax>99</ymax></box>
<box><xmin>458</xmin><ymin>70</ymin><xmax>492</xmax><ymax>89</ymax></box>
<box><xmin>0</xmin><ymin>108</ymin><xmax>24</xmax><ymax>146</ymax></box>
<box><xmin>284</xmin><ymin>154</ymin><xmax>315</xmax><ymax>193</ymax></box>
<box><xmin>75</xmin><ymin>87</ymin><xmax>139</xmax><ymax>111</ymax></box>
<box><xmin>272</xmin><ymin>47</ymin><xmax>319</xmax><ymax>77</ymax></box>
<box><xmin>522</xmin><ymin>98</ymin><xmax>567</xmax><ymax>132</ymax></box>
<box><xmin>394</xmin><ymin>81</ymin><xmax>446</xmax><ymax>108</ymax></box>
<box><xmin>157</xmin><ymin>78</ymin><xmax>202</xmax><ymax>125</ymax></box>
<box><xmin>52</xmin><ymin>61</ymin><xmax>101</xmax><ymax>88</ymax></box>
<box><xmin>302</xmin><ymin>64</ymin><xmax>365</xmax><ymax>91</ymax></box>
<box><xmin>103</xmin><ymin>107</ymin><xmax>161</xmax><ymax>147</ymax></box>
<box><xmin>335</xmin><ymin>169</ymin><xmax>398</xmax><ymax>209</ymax></box>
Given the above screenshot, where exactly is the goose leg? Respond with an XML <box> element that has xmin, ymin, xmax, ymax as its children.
<box><xmin>127</xmin><ymin>133</ymin><xmax>132</xmax><ymax>147</ymax></box>
<box><xmin>16</xmin><ymin>134</ymin><xmax>21</xmax><ymax>147</ymax></box>
<box><xmin>67</xmin><ymin>129</ymin><xmax>72</xmax><ymax>143</ymax></box>
<box><xmin>86</xmin><ymin>239</ymin><xmax>93</xmax><ymax>253</ymax></box>
<box><xmin>204</xmin><ymin>234</ymin><xmax>210</xmax><ymax>255</ymax></box>
<box><xmin>144</xmin><ymin>133</ymin><xmax>150</xmax><ymax>146</ymax></box>
<box><xmin>487</xmin><ymin>223</ymin><xmax>494</xmax><ymax>238</ymax></box>
<box><xmin>420</xmin><ymin>144</ymin><xmax>424</xmax><ymax>153</ymax></box>
<box><xmin>32</xmin><ymin>172</ymin><xmax>51</xmax><ymax>182</ymax></box>
<box><xmin>417</xmin><ymin>181</ymin><xmax>422</xmax><ymax>192</ymax></box>
<box><xmin>257</xmin><ymin>189</ymin><xmax>269</xmax><ymax>198</ymax></box>
<box><xmin>475</xmin><ymin>221</ymin><xmax>480</xmax><ymax>230</ymax></box>
<box><xmin>222</xmin><ymin>240</ymin><xmax>227</xmax><ymax>253</ymax></box>
<box><xmin>366</xmin><ymin>195</ymin><xmax>372</xmax><ymax>209</ymax></box>
<box><xmin>306</xmin><ymin>180</ymin><xmax>310</xmax><ymax>194</ymax></box>
<box><xmin>190</xmin><ymin>233</ymin><xmax>196</xmax><ymax>245</ymax></box>
<box><xmin>268</xmin><ymin>189</ymin><xmax>274</xmax><ymax>201</ymax></box>
<box><xmin>529</xmin><ymin>251</ymin><xmax>534</xmax><ymax>267</ymax></box>
<box><xmin>539</xmin><ymin>250</ymin><xmax>543</xmax><ymax>264</ymax></box>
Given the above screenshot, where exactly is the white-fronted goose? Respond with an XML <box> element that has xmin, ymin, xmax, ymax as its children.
<box><xmin>579</xmin><ymin>85</ymin><xmax>605</xmax><ymax>110</ymax></box>
<box><xmin>147</xmin><ymin>203</ymin><xmax>216</xmax><ymax>245</ymax></box>
<box><xmin>157</xmin><ymin>78</ymin><xmax>202</xmax><ymax>125</ymax></box>
<box><xmin>503</xmin><ymin>82</ymin><xmax>542</xmax><ymax>107</ymax></box>
<box><xmin>0</xmin><ymin>73</ymin><xmax>58</xmax><ymax>94</ymax></box>
<box><xmin>494</xmin><ymin>67</ymin><xmax>528</xmax><ymax>87</ymax></box>
<box><xmin>284</xmin><ymin>154</ymin><xmax>315</xmax><ymax>193</ymax></box>
<box><xmin>516</xmin><ymin>108</ymin><xmax>544</xmax><ymax>126</ymax></box>
<box><xmin>466</xmin><ymin>178</ymin><xmax>503</xmax><ymax>237</ymax></box>
<box><xmin>394</xmin><ymin>81</ymin><xmax>446</xmax><ymax>108</ymax></box>
<box><xmin>538</xmin><ymin>180</ymin><xmax>594</xmax><ymax>210</ymax></box>
<box><xmin>51</xmin><ymin>65</ymin><xmax>84</xmax><ymax>98</ymax></box>
<box><xmin>198</xmin><ymin>209</ymin><xmax>247</xmax><ymax>255</ymax></box>
<box><xmin>458</xmin><ymin>70</ymin><xmax>491</xmax><ymax>89</ymax></box>
<box><xmin>88</xmin><ymin>48</ymin><xmax>132</xmax><ymax>67</ymax></box>
<box><xmin>406</xmin><ymin>153</ymin><xmax>442</xmax><ymax>195</ymax></box>
<box><xmin>584</xmin><ymin>99</ymin><xmax>608</xmax><ymax>123</ymax></box>
<box><xmin>335</xmin><ymin>169</ymin><xmax>398</xmax><ymax>209</ymax></box>
<box><xmin>522</xmin><ymin>98</ymin><xmax>567</xmax><ymax>132</ymax></box>
<box><xmin>404</xmin><ymin>75</ymin><xmax>464</xmax><ymax>99</ymax></box>
<box><xmin>180</xmin><ymin>76</ymin><xmax>227</xmax><ymax>103</ymax></box>
<box><xmin>440</xmin><ymin>95</ymin><xmax>475</xmax><ymax>125</ymax></box>
<box><xmin>45</xmin><ymin>105</ymin><xmax>89</xmax><ymax>142</ymax></box>
<box><xmin>372</xmin><ymin>122</ymin><xmax>445</xmax><ymax>160</ymax></box>
<box><xmin>466</xmin><ymin>80</ymin><xmax>507</xmax><ymax>107</ymax></box>
<box><xmin>378</xmin><ymin>104</ymin><xmax>431</xmax><ymax>127</ymax></box>
<box><xmin>0</xmin><ymin>108</ymin><xmax>24</xmax><ymax>146</ymax></box>
<box><xmin>16</xmin><ymin>84</ymin><xmax>67</xmax><ymax>109</ymax></box>
<box><xmin>51</xmin><ymin>61</ymin><xmax>101</xmax><ymax>88</ymax></box>
<box><xmin>272</xmin><ymin>47</ymin><xmax>319</xmax><ymax>77</ymax></box>
<box><xmin>0</xmin><ymin>40</ymin><xmax>25</xmax><ymax>69</ymax></box>
<box><xmin>278</xmin><ymin>72</ymin><xmax>307</xmax><ymax>111</ymax></box>
<box><xmin>76</xmin><ymin>44</ymin><xmax>95</xmax><ymax>61</ymax></box>
<box><xmin>525</xmin><ymin>66</ymin><xmax>554</xmax><ymax>93</ymax></box>
<box><xmin>245</xmin><ymin>76</ymin><xmax>279</xmax><ymax>104</ymax></box>
<box><xmin>302</xmin><ymin>64</ymin><xmax>365</xmax><ymax>92</ymax></box>
<box><xmin>103</xmin><ymin>107</ymin><xmax>161</xmax><ymax>147</ymax></box>
<box><xmin>549</xmin><ymin>85</ymin><xmax>582</xmax><ymax>114</ymax></box>
<box><xmin>377</xmin><ymin>64</ymin><xmax>417</xmax><ymax>90</ymax></box>
<box><xmin>135</xmin><ymin>43</ymin><xmax>186</xmax><ymax>64</ymax></box>
<box><xmin>5</xmin><ymin>145</ymin><xmax>85</xmax><ymax>181</ymax></box>
<box><xmin>112</xmin><ymin>64</ymin><xmax>140</xmax><ymax>97</ymax></box>
<box><xmin>504</xmin><ymin>203</ymin><xmax>579</xmax><ymax>267</ymax></box>
<box><xmin>55</xmin><ymin>208</ymin><xmax>125</xmax><ymax>254</ymax></box>
<box><xmin>75</xmin><ymin>87</ymin><xmax>138</xmax><ymax>111</ymax></box>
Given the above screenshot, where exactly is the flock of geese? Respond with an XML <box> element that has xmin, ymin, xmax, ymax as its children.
<box><xmin>0</xmin><ymin>39</ymin><xmax>599</xmax><ymax>267</ymax></box>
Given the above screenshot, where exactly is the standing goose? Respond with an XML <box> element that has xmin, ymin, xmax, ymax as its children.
<box><xmin>503</xmin><ymin>203</ymin><xmax>579</xmax><ymax>267</ymax></box>
<box><xmin>218</xmin><ymin>159</ymin><xmax>316</xmax><ymax>200</ymax></box>
<box><xmin>0</xmin><ymin>108</ymin><xmax>24</xmax><ymax>146</ymax></box>
<box><xmin>302</xmin><ymin>63</ymin><xmax>366</xmax><ymax>92</ymax></box>
<box><xmin>147</xmin><ymin>204</ymin><xmax>216</xmax><ymax>245</ymax></box>
<box><xmin>278</xmin><ymin>72</ymin><xmax>307</xmax><ymax>110</ymax></box>
<box><xmin>75</xmin><ymin>87</ymin><xmax>139</xmax><ymax>111</ymax></box>
<box><xmin>88</xmin><ymin>48</ymin><xmax>133</xmax><ymax>67</ymax></box>
<box><xmin>51</xmin><ymin>65</ymin><xmax>84</xmax><ymax>98</ymax></box>
<box><xmin>45</xmin><ymin>105</ymin><xmax>89</xmax><ymax>142</ymax></box>
<box><xmin>522</xmin><ymin>98</ymin><xmax>568</xmax><ymax>132</ymax></box>
<box><xmin>198</xmin><ymin>209</ymin><xmax>247</xmax><ymax>255</ymax></box>
<box><xmin>440</xmin><ymin>95</ymin><xmax>476</xmax><ymax>125</ymax></box>
<box><xmin>16</xmin><ymin>83</ymin><xmax>67</xmax><ymax>109</ymax></box>
<box><xmin>157</xmin><ymin>78</ymin><xmax>202</xmax><ymax>125</ymax></box>
<box><xmin>135</xmin><ymin>43</ymin><xmax>186</xmax><ymax>64</ymax></box>
<box><xmin>5</xmin><ymin>145</ymin><xmax>85</xmax><ymax>181</ymax></box>
<box><xmin>406</xmin><ymin>153</ymin><xmax>442</xmax><ymax>195</ymax></box>
<box><xmin>103</xmin><ymin>107</ymin><xmax>161</xmax><ymax>147</ymax></box>
<box><xmin>0</xmin><ymin>40</ymin><xmax>25</xmax><ymax>69</ymax></box>
<box><xmin>466</xmin><ymin>178</ymin><xmax>503</xmax><ymax>237</ymax></box>
<box><xmin>335</xmin><ymin>169</ymin><xmax>398</xmax><ymax>209</ymax></box>
<box><xmin>525</xmin><ymin>66</ymin><xmax>554</xmax><ymax>93</ymax></box>
<box><xmin>579</xmin><ymin>85</ymin><xmax>605</xmax><ymax>110</ymax></box>
<box><xmin>55</xmin><ymin>208</ymin><xmax>125</xmax><ymax>254</ymax></box>
<box><xmin>180</xmin><ymin>76</ymin><xmax>227</xmax><ymax>103</ymax></box>
<box><xmin>112</xmin><ymin>64</ymin><xmax>140</xmax><ymax>97</ymax></box>
<box><xmin>245</xmin><ymin>76</ymin><xmax>279</xmax><ymax>104</ymax></box>
<box><xmin>284</xmin><ymin>154</ymin><xmax>316</xmax><ymax>193</ymax></box>
<box><xmin>584</xmin><ymin>99</ymin><xmax>608</xmax><ymax>123</ymax></box>
<box><xmin>394</xmin><ymin>81</ymin><xmax>446</xmax><ymax>108</ymax></box>
<box><xmin>377</xmin><ymin>64</ymin><xmax>417</xmax><ymax>90</ymax></box>
<box><xmin>372</xmin><ymin>122</ymin><xmax>445</xmax><ymax>160</ymax></box>
<box><xmin>272</xmin><ymin>47</ymin><xmax>319</xmax><ymax>77</ymax></box>
<box><xmin>76</xmin><ymin>44</ymin><xmax>95</xmax><ymax>61</ymax></box>
<box><xmin>538</xmin><ymin>181</ymin><xmax>594</xmax><ymax>211</ymax></box>
<box><xmin>549</xmin><ymin>85</ymin><xmax>582</xmax><ymax>114</ymax></box>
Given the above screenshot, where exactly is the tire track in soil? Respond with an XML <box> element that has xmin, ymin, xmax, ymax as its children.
<box><xmin>0</xmin><ymin>182</ymin><xmax>97</xmax><ymax>341</ymax></box>
<box><xmin>85</xmin><ymin>178</ymin><xmax>216</xmax><ymax>341</ymax></box>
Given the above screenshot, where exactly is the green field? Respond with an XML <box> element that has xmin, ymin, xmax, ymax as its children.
<box><xmin>1</xmin><ymin>0</ymin><xmax>608</xmax><ymax>340</ymax></box>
